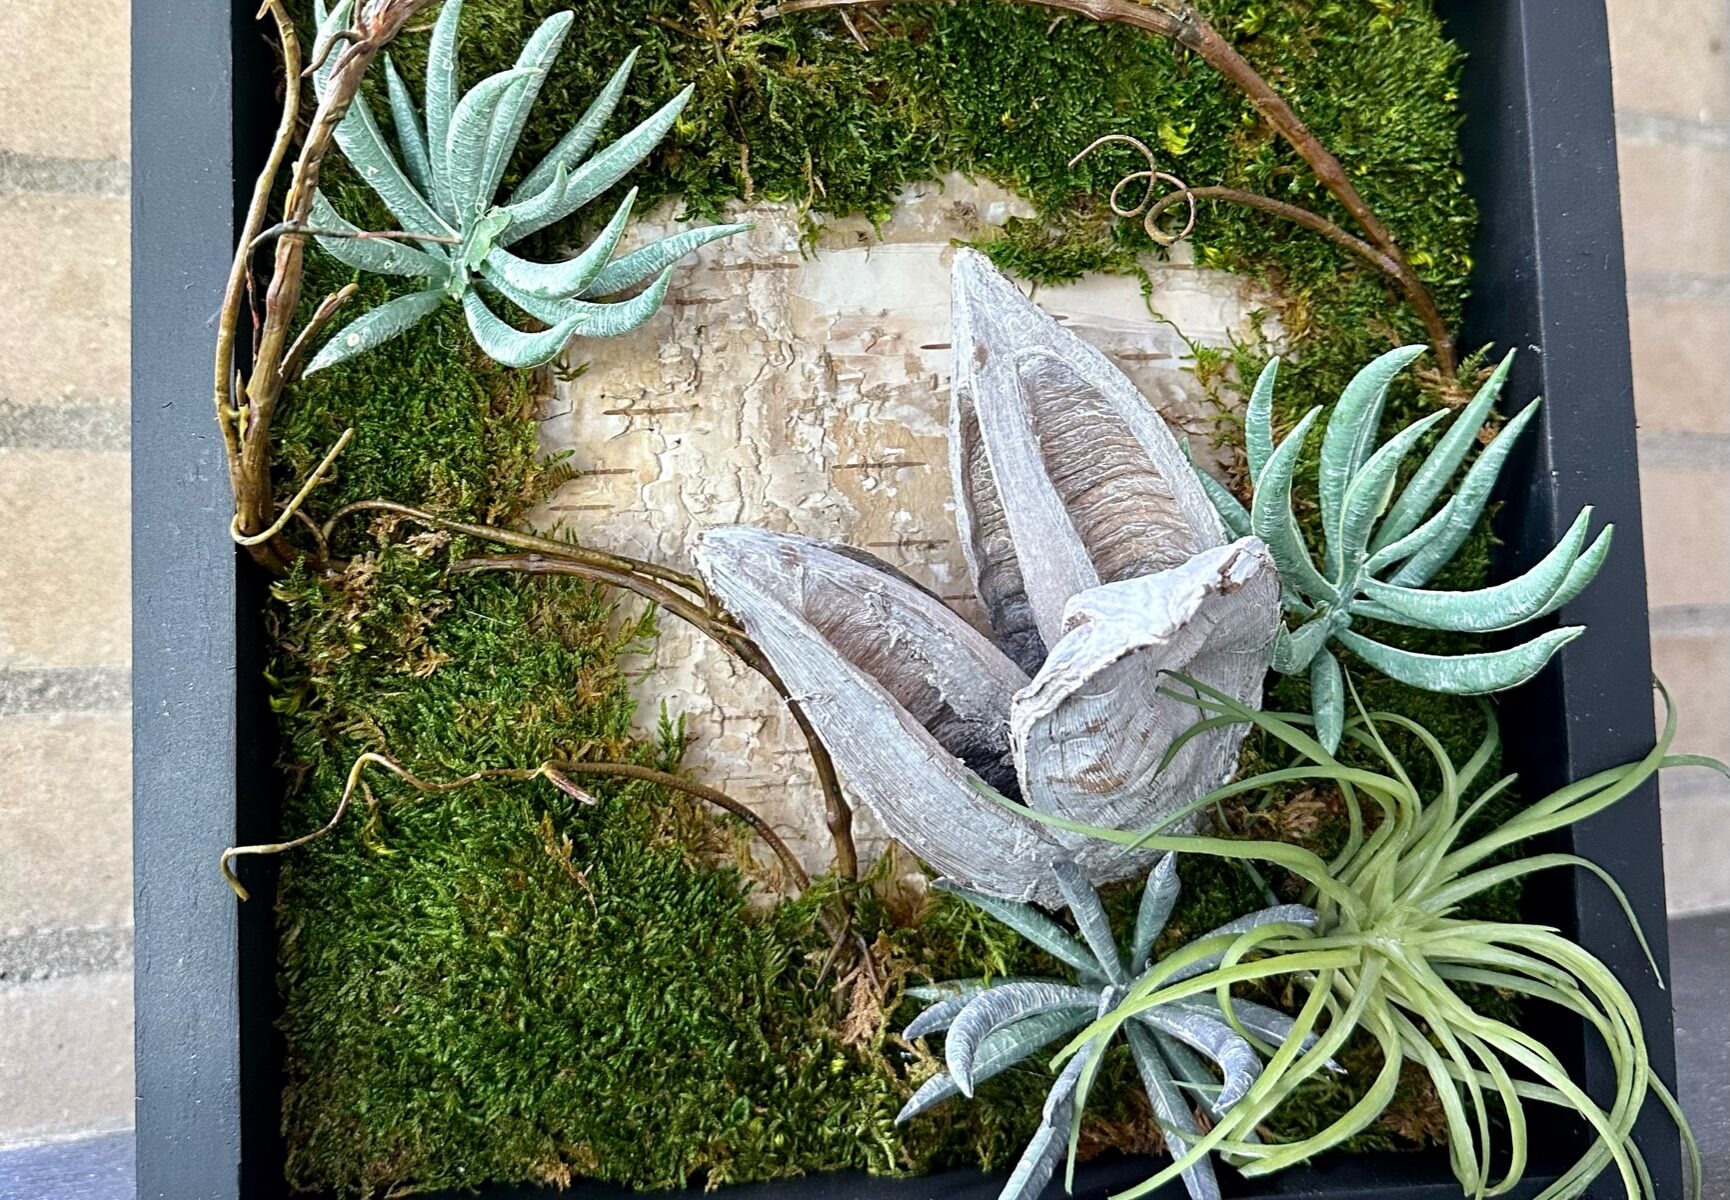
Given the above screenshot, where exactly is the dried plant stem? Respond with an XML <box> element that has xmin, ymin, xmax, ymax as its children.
<box><xmin>765</xmin><ymin>0</ymin><xmax>1457</xmax><ymax>375</ymax></box>
<box><xmin>1152</xmin><ymin>186</ymin><xmax>1396</xmax><ymax>276</ymax></box>
<box><xmin>214</xmin><ymin>0</ymin><xmax>438</xmax><ymax>571</ymax></box>
<box><xmin>450</xmin><ymin>551</ymin><xmax>860</xmax><ymax>881</ymax></box>
<box><xmin>220</xmin><ymin>751</ymin><xmax>812</xmax><ymax>899</ymax></box>
<box><xmin>545</xmin><ymin>761</ymin><xmax>811</xmax><ymax>889</ymax></box>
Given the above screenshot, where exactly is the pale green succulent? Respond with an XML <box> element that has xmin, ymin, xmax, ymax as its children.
<box><xmin>898</xmin><ymin>857</ymin><xmax>1322</xmax><ymax>1200</ymax></box>
<box><xmin>1195</xmin><ymin>347</ymin><xmax>1611</xmax><ymax>752</ymax></box>
<box><xmin>303</xmin><ymin>0</ymin><xmax>746</xmax><ymax>375</ymax></box>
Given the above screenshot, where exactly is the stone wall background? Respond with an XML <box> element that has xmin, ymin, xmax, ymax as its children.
<box><xmin>0</xmin><ymin>0</ymin><xmax>1722</xmax><ymax>1154</ymax></box>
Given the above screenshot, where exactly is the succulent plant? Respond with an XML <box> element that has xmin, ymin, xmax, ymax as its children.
<box><xmin>899</xmin><ymin>857</ymin><xmax>1323</xmax><ymax>1200</ymax></box>
<box><xmin>303</xmin><ymin>0</ymin><xmax>747</xmax><ymax>374</ymax></box>
<box><xmin>1195</xmin><ymin>348</ymin><xmax>1611</xmax><ymax>751</ymax></box>
<box><xmin>695</xmin><ymin>250</ymin><xmax>1282</xmax><ymax>906</ymax></box>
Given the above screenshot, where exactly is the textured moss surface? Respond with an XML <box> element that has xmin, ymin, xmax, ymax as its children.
<box><xmin>270</xmin><ymin>0</ymin><xmax>1484</xmax><ymax>1193</ymax></box>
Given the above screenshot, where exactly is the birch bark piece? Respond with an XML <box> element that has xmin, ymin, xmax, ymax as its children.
<box><xmin>531</xmin><ymin>178</ymin><xmax>1280</xmax><ymax>881</ymax></box>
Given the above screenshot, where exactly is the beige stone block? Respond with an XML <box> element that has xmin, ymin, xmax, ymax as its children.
<box><xmin>0</xmin><ymin>450</ymin><xmax>130</xmax><ymax>668</ymax></box>
<box><xmin>1607</xmin><ymin>0</ymin><xmax>1729</xmax><ymax>124</ymax></box>
<box><xmin>0</xmin><ymin>0</ymin><xmax>128</xmax><ymax>162</ymax></box>
<box><xmin>0</xmin><ymin>972</ymin><xmax>133</xmax><ymax>1143</ymax></box>
<box><xmin>0</xmin><ymin>194</ymin><xmax>129</xmax><ymax>405</ymax></box>
<box><xmin>1617</xmin><ymin>141</ymin><xmax>1730</xmax><ymax>279</ymax></box>
<box><xmin>1651</xmin><ymin>633</ymin><xmax>1730</xmax><ymax>764</ymax></box>
<box><xmin>1639</xmin><ymin>466</ymin><xmax>1730</xmax><ymax>609</ymax></box>
<box><xmin>0</xmin><ymin>714</ymin><xmax>131</xmax><ymax>934</ymax></box>
<box><xmin>1628</xmin><ymin>296</ymin><xmax>1730</xmax><ymax>434</ymax></box>
<box><xmin>1663</xmin><ymin>793</ymin><xmax>1730</xmax><ymax>914</ymax></box>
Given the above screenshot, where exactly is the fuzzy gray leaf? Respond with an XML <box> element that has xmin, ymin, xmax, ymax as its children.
<box><xmin>383</xmin><ymin>55</ymin><xmax>434</xmax><ymax>197</ymax></box>
<box><xmin>947</xmin><ymin>982</ymin><xmax>1098</xmax><ymax>1096</ymax></box>
<box><xmin>1134</xmin><ymin>1006</ymin><xmax>1262</xmax><ymax>1112</ymax></box>
<box><xmin>512</xmin><ymin>48</ymin><xmax>640</xmax><ymax>204</ymax></box>
<box><xmin>423</xmin><ymin>0</ymin><xmax>463</xmax><ymax>218</ymax></box>
<box><xmin>1126</xmin><ymin>1021</ymin><xmax>1221</xmax><ymax>1200</ymax></box>
<box><xmin>580</xmin><ymin>223</ymin><xmax>751</xmax><ymax>298</ymax></box>
<box><xmin>1051</xmin><ymin>860</ymin><xmax>1125</xmax><ymax>983</ymax></box>
<box><xmin>896</xmin><ymin>1007</ymin><xmax>1091</xmax><ymax>1122</ymax></box>
<box><xmin>304</xmin><ymin>287</ymin><xmax>444</xmax><ymax>375</ymax></box>
<box><xmin>935</xmin><ymin>881</ymin><xmax>1100</xmax><ymax>977</ymax></box>
<box><xmin>1131</xmin><ymin>853</ymin><xmax>1181</xmax><ymax>975</ymax></box>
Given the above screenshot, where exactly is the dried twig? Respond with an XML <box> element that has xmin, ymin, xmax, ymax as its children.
<box><xmin>448</xmin><ymin>551</ymin><xmax>860</xmax><ymax>881</ymax></box>
<box><xmin>215</xmin><ymin>0</ymin><xmax>439</xmax><ymax>571</ymax></box>
<box><xmin>219</xmin><ymin>751</ymin><xmax>813</xmax><ymax>898</ymax></box>
<box><xmin>765</xmin><ymin>0</ymin><xmax>1457</xmax><ymax>375</ymax></box>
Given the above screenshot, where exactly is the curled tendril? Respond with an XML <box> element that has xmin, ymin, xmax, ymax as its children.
<box><xmin>1068</xmin><ymin>134</ymin><xmax>1197</xmax><ymax>247</ymax></box>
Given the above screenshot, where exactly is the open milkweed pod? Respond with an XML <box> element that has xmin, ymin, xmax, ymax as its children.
<box><xmin>694</xmin><ymin>527</ymin><xmax>1066</xmax><ymax>904</ymax></box>
<box><xmin>948</xmin><ymin>247</ymin><xmax>1230</xmax><ymax>675</ymax></box>
<box><xmin>1011</xmin><ymin>539</ymin><xmax>1281</xmax><ymax>882</ymax></box>
<box><xmin>695</xmin><ymin>253</ymin><xmax>1281</xmax><ymax>904</ymax></box>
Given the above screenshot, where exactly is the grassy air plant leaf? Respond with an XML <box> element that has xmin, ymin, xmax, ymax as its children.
<box><xmin>303</xmin><ymin>0</ymin><xmax>748</xmax><ymax>374</ymax></box>
<box><xmin>987</xmin><ymin>677</ymin><xmax>1724</xmax><ymax>1200</ymax></box>
<box><xmin>899</xmin><ymin>858</ymin><xmax>1324</xmax><ymax>1200</ymax></box>
<box><xmin>1195</xmin><ymin>348</ymin><xmax>1612</xmax><ymax>751</ymax></box>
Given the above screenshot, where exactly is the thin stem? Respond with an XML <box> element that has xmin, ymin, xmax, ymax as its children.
<box><xmin>546</xmin><ymin>761</ymin><xmax>811</xmax><ymax>890</ymax></box>
<box><xmin>220</xmin><ymin>751</ymin><xmax>811</xmax><ymax>899</ymax></box>
<box><xmin>322</xmin><ymin>500</ymin><xmax>707</xmax><ymax>595</ymax></box>
<box><xmin>231</xmin><ymin>428</ymin><xmax>353</xmax><ymax>547</ymax></box>
<box><xmin>1147</xmin><ymin>186</ymin><xmax>1397</xmax><ymax>277</ymax></box>
<box><xmin>451</xmin><ymin>552</ymin><xmax>860</xmax><ymax>880</ymax></box>
<box><xmin>765</xmin><ymin>0</ymin><xmax>1456</xmax><ymax>376</ymax></box>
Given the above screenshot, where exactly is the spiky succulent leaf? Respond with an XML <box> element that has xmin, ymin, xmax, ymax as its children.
<box><xmin>1250</xmin><ymin>407</ymin><xmax>1335</xmax><ymax>602</ymax></box>
<box><xmin>310</xmin><ymin>8</ymin><xmax>738</xmax><ymax>374</ymax></box>
<box><xmin>512</xmin><ymin>47</ymin><xmax>641</xmax><ymax>203</ymax></box>
<box><xmin>1336</xmin><ymin>626</ymin><xmax>1585</xmax><ymax>695</ymax></box>
<box><xmin>933</xmin><ymin>879</ymin><xmax>1101</xmax><ymax>979</ymax></box>
<box><xmin>304</xmin><ymin>287</ymin><xmax>445</xmax><ymax>375</ymax></box>
<box><xmin>1310</xmin><ymin>649</ymin><xmax>1344</xmax><ymax>754</ymax></box>
<box><xmin>1372</xmin><ymin>351</ymin><xmax>1514</xmax><ymax>552</ymax></box>
<box><xmin>1200</xmin><ymin>347</ymin><xmax>1608</xmax><ymax>750</ymax></box>
<box><xmin>1131</xmin><ymin>853</ymin><xmax>1181</xmax><ymax>975</ymax></box>
<box><xmin>896</xmin><ymin>1007</ymin><xmax>1092</xmax><ymax>1122</ymax></box>
<box><xmin>1361</xmin><ymin>507</ymin><xmax>1606</xmax><ymax>633</ymax></box>
<box><xmin>500</xmin><ymin>86</ymin><xmax>696</xmax><ymax>243</ymax></box>
<box><xmin>581</xmin><ymin>223</ymin><xmax>752</xmax><ymax>298</ymax></box>
<box><xmin>1318</xmin><ymin>346</ymin><xmax>1427</xmax><ymax>571</ymax></box>
<box><xmin>310</xmin><ymin>191</ymin><xmax>446</xmax><ymax>279</ymax></box>
<box><xmin>485</xmin><ymin>188</ymin><xmax>637</xmax><ymax>301</ymax></box>
<box><xmin>382</xmin><ymin>55</ymin><xmax>433</xmax><ymax>198</ymax></box>
<box><xmin>947</xmin><ymin>982</ymin><xmax>1098</xmax><ymax>1095</ymax></box>
<box><xmin>903</xmin><ymin>978</ymin><xmax>1048</xmax><ymax>1039</ymax></box>
<box><xmin>1051</xmin><ymin>860</ymin><xmax>1125</xmax><ymax>983</ymax></box>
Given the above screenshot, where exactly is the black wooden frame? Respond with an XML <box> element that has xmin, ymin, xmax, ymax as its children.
<box><xmin>131</xmin><ymin>2</ymin><xmax>1678</xmax><ymax>1197</ymax></box>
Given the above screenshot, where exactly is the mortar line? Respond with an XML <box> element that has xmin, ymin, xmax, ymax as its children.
<box><xmin>0</xmin><ymin>150</ymin><xmax>128</xmax><ymax>199</ymax></box>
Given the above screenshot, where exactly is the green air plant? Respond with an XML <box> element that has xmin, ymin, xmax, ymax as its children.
<box><xmin>988</xmin><ymin>676</ymin><xmax>1723</xmax><ymax>1200</ymax></box>
<box><xmin>898</xmin><ymin>859</ymin><xmax>1323</xmax><ymax>1200</ymax></box>
<box><xmin>303</xmin><ymin>0</ymin><xmax>747</xmax><ymax>374</ymax></box>
<box><xmin>1195</xmin><ymin>348</ymin><xmax>1612</xmax><ymax>752</ymax></box>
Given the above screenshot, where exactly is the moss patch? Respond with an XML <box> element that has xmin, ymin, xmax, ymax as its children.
<box><xmin>270</xmin><ymin>0</ymin><xmax>1484</xmax><ymax>1192</ymax></box>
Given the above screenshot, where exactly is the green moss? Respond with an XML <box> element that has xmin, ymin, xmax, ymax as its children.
<box><xmin>269</xmin><ymin>0</ymin><xmax>1487</xmax><ymax>1192</ymax></box>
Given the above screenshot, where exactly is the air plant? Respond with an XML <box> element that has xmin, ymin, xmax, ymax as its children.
<box><xmin>898</xmin><ymin>857</ymin><xmax>1321</xmax><ymax>1200</ymax></box>
<box><xmin>988</xmin><ymin>677</ymin><xmax>1719</xmax><ymax>1200</ymax></box>
<box><xmin>695</xmin><ymin>250</ymin><xmax>1282</xmax><ymax>906</ymax></box>
<box><xmin>1195</xmin><ymin>348</ymin><xmax>1612</xmax><ymax>751</ymax></box>
<box><xmin>303</xmin><ymin>0</ymin><xmax>747</xmax><ymax>373</ymax></box>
